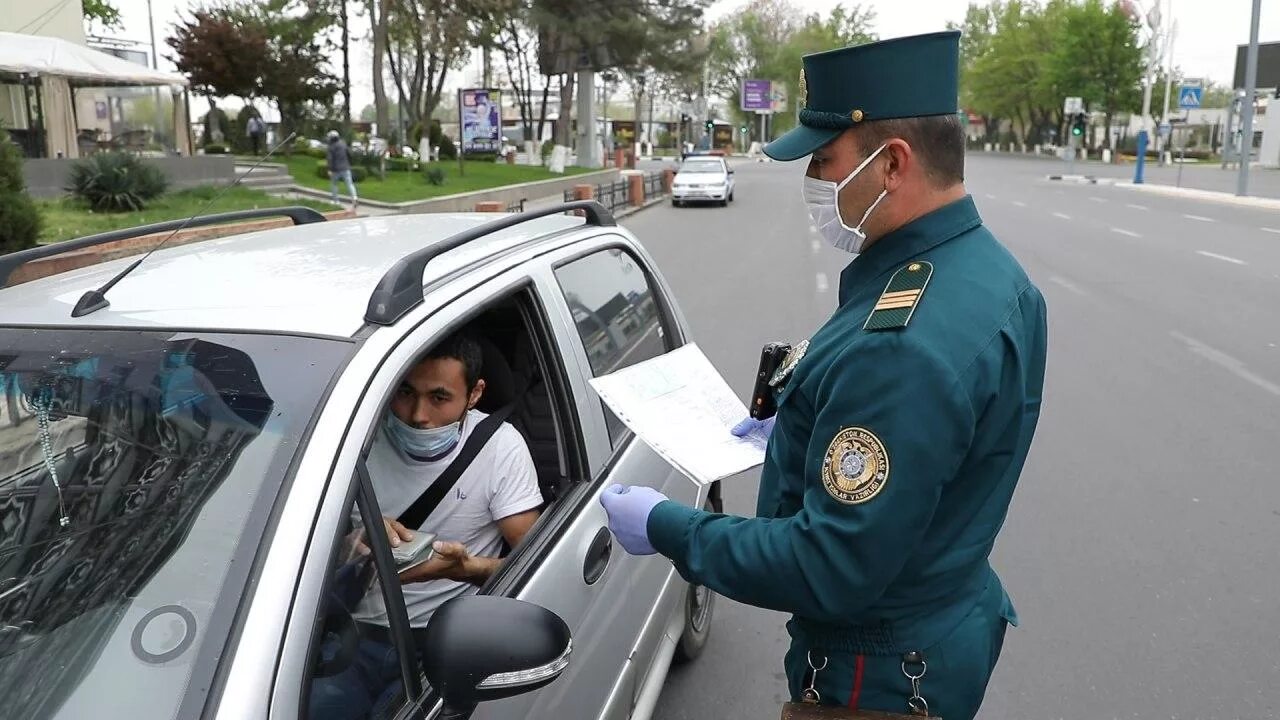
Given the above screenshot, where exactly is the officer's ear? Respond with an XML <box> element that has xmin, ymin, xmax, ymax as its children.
<box><xmin>882</xmin><ymin>138</ymin><xmax>914</xmax><ymax>193</ymax></box>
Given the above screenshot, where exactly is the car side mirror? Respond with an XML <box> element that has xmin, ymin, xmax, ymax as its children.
<box><xmin>422</xmin><ymin>595</ymin><xmax>571</xmax><ymax>718</ymax></box>
<box><xmin>727</xmin><ymin>169</ymin><xmax>734</xmax><ymax>174</ymax></box>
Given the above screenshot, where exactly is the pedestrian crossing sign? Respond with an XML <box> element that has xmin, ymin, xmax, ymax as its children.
<box><xmin>1179</xmin><ymin>86</ymin><xmax>1203</xmax><ymax>109</ymax></box>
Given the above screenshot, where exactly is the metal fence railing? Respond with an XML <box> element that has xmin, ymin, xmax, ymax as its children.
<box><xmin>643</xmin><ymin>172</ymin><xmax>663</xmax><ymax>201</ymax></box>
<box><xmin>506</xmin><ymin>199</ymin><xmax>526</xmax><ymax>213</ymax></box>
<box><xmin>563</xmin><ymin>189</ymin><xmax>576</xmax><ymax>204</ymax></box>
<box><xmin>593</xmin><ymin>180</ymin><xmax>631</xmax><ymax>213</ymax></box>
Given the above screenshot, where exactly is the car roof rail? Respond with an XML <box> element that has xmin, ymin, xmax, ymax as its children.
<box><xmin>0</xmin><ymin>206</ymin><xmax>328</xmax><ymax>288</ymax></box>
<box><xmin>365</xmin><ymin>200</ymin><xmax>615</xmax><ymax>326</ymax></box>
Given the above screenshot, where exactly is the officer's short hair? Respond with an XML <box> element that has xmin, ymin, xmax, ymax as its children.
<box><xmin>855</xmin><ymin>114</ymin><xmax>965</xmax><ymax>188</ymax></box>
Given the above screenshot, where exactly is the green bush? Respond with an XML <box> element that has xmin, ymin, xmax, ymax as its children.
<box><xmin>466</xmin><ymin>152</ymin><xmax>498</xmax><ymax>162</ymax></box>
<box><xmin>308</xmin><ymin>146</ymin><xmax>328</xmax><ymax>159</ymax></box>
<box><xmin>292</xmin><ymin>136</ymin><xmax>311</xmax><ymax>155</ymax></box>
<box><xmin>423</xmin><ymin>166</ymin><xmax>446</xmax><ymax>185</ymax></box>
<box><xmin>541</xmin><ymin>139</ymin><xmax>556</xmax><ymax>159</ymax></box>
<box><xmin>313</xmin><ymin>160</ymin><xmax>367</xmax><ymax>182</ymax></box>
<box><xmin>438</xmin><ymin>135</ymin><xmax>457</xmax><ymax>160</ymax></box>
<box><xmin>0</xmin><ymin>130</ymin><xmax>40</xmax><ymax>253</ymax></box>
<box><xmin>203</xmin><ymin>144</ymin><xmax>228</xmax><ymax>155</ymax></box>
<box><xmin>386</xmin><ymin>156</ymin><xmax>416</xmax><ymax>172</ymax></box>
<box><xmin>201</xmin><ymin>106</ymin><xmax>231</xmax><ymax>147</ymax></box>
<box><xmin>66</xmin><ymin>152</ymin><xmax>168</xmax><ymax>212</ymax></box>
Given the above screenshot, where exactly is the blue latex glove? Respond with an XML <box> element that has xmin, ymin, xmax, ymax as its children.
<box><xmin>599</xmin><ymin>484</ymin><xmax>668</xmax><ymax>555</ymax></box>
<box><xmin>730</xmin><ymin>415</ymin><xmax>775</xmax><ymax>439</ymax></box>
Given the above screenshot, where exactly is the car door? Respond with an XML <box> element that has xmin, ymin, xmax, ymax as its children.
<box><xmin>477</xmin><ymin>238</ymin><xmax>701</xmax><ymax>720</ymax></box>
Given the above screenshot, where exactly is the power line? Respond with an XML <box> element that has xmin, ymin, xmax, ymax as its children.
<box><xmin>16</xmin><ymin>0</ymin><xmax>76</xmax><ymax>34</ymax></box>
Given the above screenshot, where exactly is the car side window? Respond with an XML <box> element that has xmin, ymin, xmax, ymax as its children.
<box><xmin>554</xmin><ymin>247</ymin><xmax>672</xmax><ymax>445</ymax></box>
<box><xmin>304</xmin><ymin>475</ymin><xmax>418</xmax><ymax>720</ymax></box>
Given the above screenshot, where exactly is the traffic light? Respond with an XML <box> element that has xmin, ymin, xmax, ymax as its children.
<box><xmin>741</xmin><ymin>124</ymin><xmax>749</xmax><ymax>135</ymax></box>
<box><xmin>705</xmin><ymin>119</ymin><xmax>714</xmax><ymax>132</ymax></box>
<box><xmin>1070</xmin><ymin>112</ymin><xmax>1087</xmax><ymax>137</ymax></box>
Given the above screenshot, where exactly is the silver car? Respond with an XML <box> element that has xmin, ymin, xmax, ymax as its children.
<box><xmin>671</xmin><ymin>156</ymin><xmax>735</xmax><ymax>207</ymax></box>
<box><xmin>0</xmin><ymin>202</ymin><xmax>720</xmax><ymax>720</ymax></box>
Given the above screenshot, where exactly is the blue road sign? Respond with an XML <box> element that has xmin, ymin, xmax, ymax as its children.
<box><xmin>1179</xmin><ymin>86</ymin><xmax>1203</xmax><ymax>109</ymax></box>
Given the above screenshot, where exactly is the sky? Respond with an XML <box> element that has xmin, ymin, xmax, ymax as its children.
<box><xmin>104</xmin><ymin>0</ymin><xmax>1279</xmax><ymax>113</ymax></box>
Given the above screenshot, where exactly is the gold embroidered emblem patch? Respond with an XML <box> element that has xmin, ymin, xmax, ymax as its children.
<box><xmin>821</xmin><ymin>427</ymin><xmax>889</xmax><ymax>505</ymax></box>
<box><xmin>799</xmin><ymin>68</ymin><xmax>808</xmax><ymax>110</ymax></box>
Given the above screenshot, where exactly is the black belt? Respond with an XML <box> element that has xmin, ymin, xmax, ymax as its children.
<box><xmin>355</xmin><ymin>621</ymin><xmax>396</xmax><ymax>646</ymax></box>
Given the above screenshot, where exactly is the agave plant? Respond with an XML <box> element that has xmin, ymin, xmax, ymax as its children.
<box><xmin>66</xmin><ymin>152</ymin><xmax>168</xmax><ymax>212</ymax></box>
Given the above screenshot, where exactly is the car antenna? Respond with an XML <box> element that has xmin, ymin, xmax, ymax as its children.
<box><xmin>70</xmin><ymin>131</ymin><xmax>301</xmax><ymax>318</ymax></box>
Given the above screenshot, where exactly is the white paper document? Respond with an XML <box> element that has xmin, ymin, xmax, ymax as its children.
<box><xmin>588</xmin><ymin>343</ymin><xmax>767</xmax><ymax>485</ymax></box>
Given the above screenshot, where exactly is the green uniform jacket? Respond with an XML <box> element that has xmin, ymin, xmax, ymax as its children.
<box><xmin>649</xmin><ymin>195</ymin><xmax>1047</xmax><ymax>655</ymax></box>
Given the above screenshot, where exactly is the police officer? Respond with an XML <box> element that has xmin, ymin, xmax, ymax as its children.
<box><xmin>599</xmin><ymin>31</ymin><xmax>1048</xmax><ymax>719</ymax></box>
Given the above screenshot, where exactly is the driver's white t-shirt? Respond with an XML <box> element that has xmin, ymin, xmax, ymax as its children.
<box><xmin>353</xmin><ymin>409</ymin><xmax>542</xmax><ymax>627</ymax></box>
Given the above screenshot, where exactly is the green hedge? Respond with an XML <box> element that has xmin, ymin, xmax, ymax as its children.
<box><xmin>204</xmin><ymin>144</ymin><xmax>229</xmax><ymax>155</ymax></box>
<box><xmin>314</xmin><ymin>160</ymin><xmax>368</xmax><ymax>182</ymax></box>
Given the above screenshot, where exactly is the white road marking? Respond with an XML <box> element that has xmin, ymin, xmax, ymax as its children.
<box><xmin>984</xmin><ymin>193</ymin><xmax>997</xmax><ymax>200</ymax></box>
<box><xmin>810</xmin><ymin>238</ymin><xmax>821</xmax><ymax>253</ymax></box>
<box><xmin>1012</xmin><ymin>200</ymin><xmax>1027</xmax><ymax>207</ymax></box>
<box><xmin>1089</xmin><ymin>196</ymin><xmax>1108</xmax><ymax>203</ymax></box>
<box><xmin>1126</xmin><ymin>203</ymin><xmax>1149</xmax><ymax>211</ymax></box>
<box><xmin>815</xmin><ymin>273</ymin><xmax>829</xmax><ymax>293</ymax></box>
<box><xmin>1052</xmin><ymin>212</ymin><xmax>1072</xmax><ymax>220</ymax></box>
<box><xmin>1170</xmin><ymin>331</ymin><xmax>1280</xmax><ymax>398</ymax></box>
<box><xmin>1048</xmin><ymin>275</ymin><xmax>1087</xmax><ymax>296</ymax></box>
<box><xmin>1111</xmin><ymin>228</ymin><xmax>1142</xmax><ymax>238</ymax></box>
<box><xmin>1196</xmin><ymin>250</ymin><xmax>1246</xmax><ymax>265</ymax></box>
<box><xmin>1263</xmin><ymin>227</ymin><xmax>1280</xmax><ymax>235</ymax></box>
<box><xmin>809</xmin><ymin>224</ymin><xmax>818</xmax><ymax>234</ymax></box>
<box><xmin>1184</xmin><ymin>214</ymin><xmax>1216</xmax><ymax>223</ymax></box>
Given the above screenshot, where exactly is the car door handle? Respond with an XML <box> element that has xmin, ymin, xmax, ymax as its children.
<box><xmin>583</xmin><ymin>527</ymin><xmax>613</xmax><ymax>585</ymax></box>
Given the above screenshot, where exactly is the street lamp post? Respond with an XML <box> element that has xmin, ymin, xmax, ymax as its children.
<box><xmin>1236</xmin><ymin>0</ymin><xmax>1263</xmax><ymax>196</ymax></box>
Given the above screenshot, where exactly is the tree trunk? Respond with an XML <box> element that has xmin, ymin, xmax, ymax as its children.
<box><xmin>340</xmin><ymin>0</ymin><xmax>351</xmax><ymax>125</ymax></box>
<box><xmin>632</xmin><ymin>78</ymin><xmax>644</xmax><ymax>153</ymax></box>
<box><xmin>556</xmin><ymin>73</ymin><xmax>575</xmax><ymax>147</ymax></box>
<box><xmin>371</xmin><ymin>0</ymin><xmax>390</xmax><ymax>141</ymax></box>
<box><xmin>536</xmin><ymin>77</ymin><xmax>552</xmax><ymax>146</ymax></box>
<box><xmin>1104</xmin><ymin>111</ymin><xmax>1114</xmax><ymax>149</ymax></box>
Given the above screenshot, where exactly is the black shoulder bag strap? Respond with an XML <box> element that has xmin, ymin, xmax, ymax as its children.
<box><xmin>396</xmin><ymin>402</ymin><xmax>517</xmax><ymax>529</ymax></box>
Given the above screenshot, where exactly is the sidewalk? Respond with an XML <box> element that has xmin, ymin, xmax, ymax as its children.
<box><xmin>974</xmin><ymin>150</ymin><xmax>1280</xmax><ymax>201</ymax></box>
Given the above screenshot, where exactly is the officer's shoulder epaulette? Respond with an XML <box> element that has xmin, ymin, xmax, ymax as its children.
<box><xmin>863</xmin><ymin>261</ymin><xmax>934</xmax><ymax>332</ymax></box>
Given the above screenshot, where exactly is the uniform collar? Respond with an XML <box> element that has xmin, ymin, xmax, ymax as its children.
<box><xmin>839</xmin><ymin>195</ymin><xmax>982</xmax><ymax>304</ymax></box>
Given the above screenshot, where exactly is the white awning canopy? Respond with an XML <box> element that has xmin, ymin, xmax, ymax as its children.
<box><xmin>0</xmin><ymin>32</ymin><xmax>188</xmax><ymax>88</ymax></box>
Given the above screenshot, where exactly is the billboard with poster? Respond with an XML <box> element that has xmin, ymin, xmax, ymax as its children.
<box><xmin>460</xmin><ymin>88</ymin><xmax>502</xmax><ymax>154</ymax></box>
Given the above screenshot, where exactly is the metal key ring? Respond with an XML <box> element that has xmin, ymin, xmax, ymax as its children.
<box><xmin>901</xmin><ymin>658</ymin><xmax>927</xmax><ymax>680</ymax></box>
<box><xmin>807</xmin><ymin>650</ymin><xmax>829</xmax><ymax>672</ymax></box>
<box><xmin>908</xmin><ymin>695</ymin><xmax>930</xmax><ymax>716</ymax></box>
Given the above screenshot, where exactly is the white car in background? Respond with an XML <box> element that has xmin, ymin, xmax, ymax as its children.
<box><xmin>671</xmin><ymin>156</ymin><xmax>735</xmax><ymax>207</ymax></box>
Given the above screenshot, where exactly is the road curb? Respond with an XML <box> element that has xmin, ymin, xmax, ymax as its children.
<box><xmin>1046</xmin><ymin>174</ymin><xmax>1109</xmax><ymax>184</ymax></box>
<box><xmin>1110</xmin><ymin>182</ymin><xmax>1280</xmax><ymax>211</ymax></box>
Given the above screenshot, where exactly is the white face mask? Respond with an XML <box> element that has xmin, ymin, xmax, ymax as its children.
<box><xmin>803</xmin><ymin>143</ymin><xmax>889</xmax><ymax>253</ymax></box>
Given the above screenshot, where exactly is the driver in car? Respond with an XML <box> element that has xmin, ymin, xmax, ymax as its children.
<box><xmin>311</xmin><ymin>332</ymin><xmax>543</xmax><ymax>719</ymax></box>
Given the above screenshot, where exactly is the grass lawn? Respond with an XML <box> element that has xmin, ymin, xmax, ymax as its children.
<box><xmin>37</xmin><ymin>186</ymin><xmax>339</xmax><ymax>244</ymax></box>
<box><xmin>259</xmin><ymin>155</ymin><xmax>596</xmax><ymax>204</ymax></box>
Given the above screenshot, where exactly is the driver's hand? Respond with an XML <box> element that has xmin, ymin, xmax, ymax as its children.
<box><xmin>399</xmin><ymin>541</ymin><xmax>476</xmax><ymax>585</ymax></box>
<box><xmin>352</xmin><ymin>516</ymin><xmax>415</xmax><ymax>556</ymax></box>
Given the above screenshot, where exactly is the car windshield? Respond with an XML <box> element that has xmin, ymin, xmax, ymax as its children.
<box><xmin>0</xmin><ymin>328</ymin><xmax>351</xmax><ymax>720</ymax></box>
<box><xmin>679</xmin><ymin>160</ymin><xmax>724</xmax><ymax>175</ymax></box>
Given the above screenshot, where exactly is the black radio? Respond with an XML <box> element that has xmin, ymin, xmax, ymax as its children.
<box><xmin>749</xmin><ymin>342</ymin><xmax>791</xmax><ymax>420</ymax></box>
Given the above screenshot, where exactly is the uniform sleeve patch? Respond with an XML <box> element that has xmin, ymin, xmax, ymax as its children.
<box><xmin>821</xmin><ymin>427</ymin><xmax>890</xmax><ymax>505</ymax></box>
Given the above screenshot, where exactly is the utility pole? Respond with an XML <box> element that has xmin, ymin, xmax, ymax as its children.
<box><xmin>1134</xmin><ymin>0</ymin><xmax>1164</xmax><ymax>184</ymax></box>
<box><xmin>145</xmin><ymin>0</ymin><xmax>165</xmax><ymax>151</ymax></box>
<box><xmin>1159</xmin><ymin>18</ymin><xmax>1177</xmax><ymax>164</ymax></box>
<box><xmin>340</xmin><ymin>0</ymin><xmax>351</xmax><ymax>126</ymax></box>
<box><xmin>1236</xmin><ymin>0</ymin><xmax>1262</xmax><ymax>196</ymax></box>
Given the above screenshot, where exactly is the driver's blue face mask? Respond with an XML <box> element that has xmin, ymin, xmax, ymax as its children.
<box><xmin>384</xmin><ymin>411</ymin><xmax>463</xmax><ymax>460</ymax></box>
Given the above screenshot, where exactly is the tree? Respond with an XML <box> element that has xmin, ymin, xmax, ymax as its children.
<box><xmin>168</xmin><ymin>2</ymin><xmax>339</xmax><ymax>142</ymax></box>
<box><xmin>382</xmin><ymin>0</ymin><xmax>476</xmax><ymax>140</ymax></box>
<box><xmin>1050</xmin><ymin>0</ymin><xmax>1143</xmax><ymax>148</ymax></box>
<box><xmin>370</xmin><ymin>0</ymin><xmax>391</xmax><ymax>140</ymax></box>
<box><xmin>167</xmin><ymin>7</ymin><xmax>270</xmax><ymax>108</ymax></box>
<box><xmin>964</xmin><ymin>0</ymin><xmax>1067</xmax><ymax>146</ymax></box>
<box><xmin>0</xmin><ymin>130</ymin><xmax>41</xmax><ymax>254</ymax></box>
<box><xmin>250</xmin><ymin>0</ymin><xmax>341</xmax><ymax>140</ymax></box>
<box><xmin>950</xmin><ymin>3</ymin><xmax>1000</xmax><ymax>143</ymax></box>
<box><xmin>82</xmin><ymin>0</ymin><xmax>121</xmax><ymax>28</ymax></box>
<box><xmin>708</xmin><ymin>1</ymin><xmax>876</xmax><ymax>139</ymax></box>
